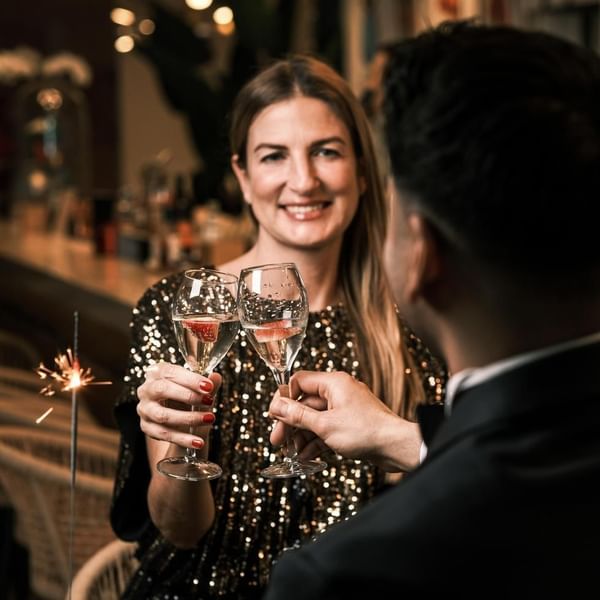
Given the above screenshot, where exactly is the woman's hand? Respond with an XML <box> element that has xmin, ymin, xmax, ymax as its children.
<box><xmin>137</xmin><ymin>361</ymin><xmax>222</xmax><ymax>451</ymax></box>
<box><xmin>269</xmin><ymin>370</ymin><xmax>422</xmax><ymax>472</ymax></box>
<box><xmin>139</xmin><ymin>361</ymin><xmax>221</xmax><ymax>548</ymax></box>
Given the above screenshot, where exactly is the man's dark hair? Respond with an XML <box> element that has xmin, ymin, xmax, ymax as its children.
<box><xmin>384</xmin><ymin>21</ymin><xmax>600</xmax><ymax>287</ymax></box>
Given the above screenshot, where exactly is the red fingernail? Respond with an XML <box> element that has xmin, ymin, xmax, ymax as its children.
<box><xmin>199</xmin><ymin>380</ymin><xmax>213</xmax><ymax>392</ymax></box>
<box><xmin>192</xmin><ymin>438</ymin><xmax>204</xmax><ymax>448</ymax></box>
<box><xmin>202</xmin><ymin>413</ymin><xmax>215</xmax><ymax>424</ymax></box>
<box><xmin>201</xmin><ymin>394</ymin><xmax>214</xmax><ymax>406</ymax></box>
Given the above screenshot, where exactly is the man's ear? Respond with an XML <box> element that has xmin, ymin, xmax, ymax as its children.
<box><xmin>404</xmin><ymin>213</ymin><xmax>445</xmax><ymax>306</ymax></box>
<box><xmin>231</xmin><ymin>155</ymin><xmax>251</xmax><ymax>204</ymax></box>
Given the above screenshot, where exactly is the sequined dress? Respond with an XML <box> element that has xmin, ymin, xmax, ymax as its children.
<box><xmin>111</xmin><ymin>272</ymin><xmax>446</xmax><ymax>599</ymax></box>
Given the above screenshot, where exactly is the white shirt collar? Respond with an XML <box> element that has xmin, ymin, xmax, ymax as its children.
<box><xmin>444</xmin><ymin>331</ymin><xmax>600</xmax><ymax>416</ymax></box>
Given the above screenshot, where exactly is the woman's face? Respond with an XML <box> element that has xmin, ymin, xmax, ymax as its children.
<box><xmin>233</xmin><ymin>96</ymin><xmax>365</xmax><ymax>251</ymax></box>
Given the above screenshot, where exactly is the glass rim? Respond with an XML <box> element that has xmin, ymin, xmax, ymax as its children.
<box><xmin>239</xmin><ymin>262</ymin><xmax>298</xmax><ymax>276</ymax></box>
<box><xmin>183</xmin><ymin>268</ymin><xmax>238</xmax><ymax>284</ymax></box>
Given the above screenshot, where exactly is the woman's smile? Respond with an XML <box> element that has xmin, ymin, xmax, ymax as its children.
<box><xmin>278</xmin><ymin>201</ymin><xmax>334</xmax><ymax>220</ymax></box>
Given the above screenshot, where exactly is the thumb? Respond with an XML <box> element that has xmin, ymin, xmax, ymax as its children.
<box><xmin>209</xmin><ymin>371</ymin><xmax>222</xmax><ymax>391</ymax></box>
<box><xmin>269</xmin><ymin>396</ymin><xmax>322</xmax><ymax>436</ymax></box>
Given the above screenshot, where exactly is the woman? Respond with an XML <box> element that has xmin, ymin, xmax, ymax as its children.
<box><xmin>110</xmin><ymin>55</ymin><xmax>446</xmax><ymax>599</ymax></box>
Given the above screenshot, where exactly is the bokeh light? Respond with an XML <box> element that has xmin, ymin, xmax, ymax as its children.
<box><xmin>37</xmin><ymin>88</ymin><xmax>63</xmax><ymax>111</ymax></box>
<box><xmin>213</xmin><ymin>6</ymin><xmax>233</xmax><ymax>25</ymax></box>
<box><xmin>186</xmin><ymin>0</ymin><xmax>213</xmax><ymax>10</ymax></box>
<box><xmin>139</xmin><ymin>19</ymin><xmax>156</xmax><ymax>35</ymax></box>
<box><xmin>110</xmin><ymin>7</ymin><xmax>136</xmax><ymax>27</ymax></box>
<box><xmin>115</xmin><ymin>35</ymin><xmax>135</xmax><ymax>53</ymax></box>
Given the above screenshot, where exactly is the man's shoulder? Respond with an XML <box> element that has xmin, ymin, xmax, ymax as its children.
<box><xmin>266</xmin><ymin>471</ymin><xmax>460</xmax><ymax>598</ymax></box>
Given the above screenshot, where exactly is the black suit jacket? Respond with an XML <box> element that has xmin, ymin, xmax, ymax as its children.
<box><xmin>264</xmin><ymin>340</ymin><xmax>600</xmax><ymax>599</ymax></box>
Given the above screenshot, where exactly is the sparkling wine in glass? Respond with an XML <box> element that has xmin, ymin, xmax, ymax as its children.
<box><xmin>238</xmin><ymin>262</ymin><xmax>327</xmax><ymax>478</ymax></box>
<box><xmin>157</xmin><ymin>268</ymin><xmax>239</xmax><ymax>481</ymax></box>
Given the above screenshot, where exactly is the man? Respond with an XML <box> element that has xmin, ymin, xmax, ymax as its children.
<box><xmin>264</xmin><ymin>21</ymin><xmax>600</xmax><ymax>598</ymax></box>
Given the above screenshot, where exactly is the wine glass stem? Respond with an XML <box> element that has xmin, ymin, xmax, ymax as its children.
<box><xmin>186</xmin><ymin>407</ymin><xmax>198</xmax><ymax>463</ymax></box>
<box><xmin>186</xmin><ymin>369</ymin><xmax>210</xmax><ymax>463</ymax></box>
<box><xmin>272</xmin><ymin>369</ymin><xmax>298</xmax><ymax>462</ymax></box>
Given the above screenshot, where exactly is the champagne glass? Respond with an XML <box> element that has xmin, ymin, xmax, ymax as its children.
<box><xmin>157</xmin><ymin>268</ymin><xmax>239</xmax><ymax>481</ymax></box>
<box><xmin>238</xmin><ymin>263</ymin><xmax>327</xmax><ymax>478</ymax></box>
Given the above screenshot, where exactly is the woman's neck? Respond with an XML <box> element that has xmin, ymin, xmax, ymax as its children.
<box><xmin>219</xmin><ymin>236</ymin><xmax>342</xmax><ymax>312</ymax></box>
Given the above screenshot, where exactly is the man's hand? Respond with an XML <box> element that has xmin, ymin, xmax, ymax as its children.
<box><xmin>268</xmin><ymin>371</ymin><xmax>422</xmax><ymax>472</ymax></box>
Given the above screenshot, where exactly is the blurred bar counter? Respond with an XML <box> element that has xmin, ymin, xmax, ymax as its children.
<box><xmin>0</xmin><ymin>220</ymin><xmax>169</xmax><ymax>428</ymax></box>
<box><xmin>0</xmin><ymin>221</ymin><xmax>162</xmax><ymax>307</ymax></box>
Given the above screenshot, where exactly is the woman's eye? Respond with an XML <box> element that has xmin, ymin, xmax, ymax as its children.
<box><xmin>260</xmin><ymin>152</ymin><xmax>285</xmax><ymax>163</ymax></box>
<box><xmin>314</xmin><ymin>147</ymin><xmax>340</xmax><ymax>158</ymax></box>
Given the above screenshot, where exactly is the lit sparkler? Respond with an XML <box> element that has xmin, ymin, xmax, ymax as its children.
<box><xmin>36</xmin><ymin>347</ymin><xmax>111</xmax><ymax>397</ymax></box>
<box><xmin>35</xmin><ymin>311</ymin><xmax>111</xmax><ymax>599</ymax></box>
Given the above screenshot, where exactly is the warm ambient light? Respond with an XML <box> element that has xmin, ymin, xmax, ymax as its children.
<box><xmin>139</xmin><ymin>18</ymin><xmax>155</xmax><ymax>35</ymax></box>
<box><xmin>37</xmin><ymin>88</ymin><xmax>63</xmax><ymax>111</ymax></box>
<box><xmin>186</xmin><ymin>0</ymin><xmax>213</xmax><ymax>9</ymax></box>
<box><xmin>115</xmin><ymin>35</ymin><xmax>135</xmax><ymax>53</ymax></box>
<box><xmin>29</xmin><ymin>170</ymin><xmax>48</xmax><ymax>193</ymax></box>
<box><xmin>213</xmin><ymin>6</ymin><xmax>233</xmax><ymax>25</ymax></box>
<box><xmin>110</xmin><ymin>7</ymin><xmax>136</xmax><ymax>27</ymax></box>
<box><xmin>216</xmin><ymin>21</ymin><xmax>235</xmax><ymax>36</ymax></box>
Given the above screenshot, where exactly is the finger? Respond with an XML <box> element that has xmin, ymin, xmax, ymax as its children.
<box><xmin>298</xmin><ymin>437</ymin><xmax>330</xmax><ymax>460</ymax></box>
<box><xmin>297</xmin><ymin>394</ymin><xmax>327</xmax><ymax>411</ymax></box>
<box><xmin>145</xmin><ymin>361</ymin><xmax>216</xmax><ymax>396</ymax></box>
<box><xmin>268</xmin><ymin>393</ymin><xmax>325</xmax><ymax>447</ymax></box>
<box><xmin>270</xmin><ymin>419</ymin><xmax>291</xmax><ymax>447</ymax></box>
<box><xmin>142</xmin><ymin>421</ymin><xmax>207</xmax><ymax>450</ymax></box>
<box><xmin>275</xmin><ymin>386</ymin><xmax>326</xmax><ymax>412</ymax></box>
<box><xmin>139</xmin><ymin>378</ymin><xmax>209</xmax><ymax>408</ymax></box>
<box><xmin>138</xmin><ymin>400</ymin><xmax>216</xmax><ymax>430</ymax></box>
<box><xmin>270</xmin><ymin>420</ymin><xmax>315</xmax><ymax>449</ymax></box>
<box><xmin>289</xmin><ymin>370</ymin><xmax>352</xmax><ymax>406</ymax></box>
<box><xmin>291</xmin><ymin>428</ymin><xmax>317</xmax><ymax>453</ymax></box>
<box><xmin>269</xmin><ymin>396</ymin><xmax>324</xmax><ymax>436</ymax></box>
<box><xmin>208</xmin><ymin>371</ymin><xmax>222</xmax><ymax>392</ymax></box>
<box><xmin>145</xmin><ymin>361</ymin><xmax>187</xmax><ymax>382</ymax></box>
<box><xmin>288</xmin><ymin>374</ymin><xmax>302</xmax><ymax>400</ymax></box>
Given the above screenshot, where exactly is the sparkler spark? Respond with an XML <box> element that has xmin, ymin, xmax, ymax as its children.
<box><xmin>36</xmin><ymin>348</ymin><xmax>111</xmax><ymax>397</ymax></box>
<box><xmin>35</xmin><ymin>407</ymin><xmax>54</xmax><ymax>424</ymax></box>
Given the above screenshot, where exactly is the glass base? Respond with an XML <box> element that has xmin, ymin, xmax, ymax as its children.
<box><xmin>260</xmin><ymin>458</ymin><xmax>327</xmax><ymax>479</ymax></box>
<box><xmin>157</xmin><ymin>456</ymin><xmax>222</xmax><ymax>482</ymax></box>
